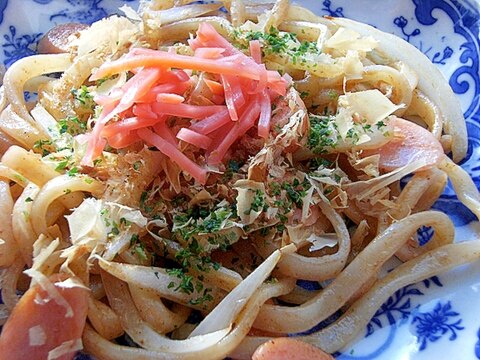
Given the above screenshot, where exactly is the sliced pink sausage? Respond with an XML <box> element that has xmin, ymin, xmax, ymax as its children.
<box><xmin>252</xmin><ymin>338</ymin><xmax>335</xmax><ymax>360</ymax></box>
<box><xmin>37</xmin><ymin>23</ymin><xmax>89</xmax><ymax>54</ymax></box>
<box><xmin>0</xmin><ymin>274</ymin><xmax>89</xmax><ymax>360</ymax></box>
<box><xmin>375</xmin><ymin>117</ymin><xmax>444</xmax><ymax>171</ymax></box>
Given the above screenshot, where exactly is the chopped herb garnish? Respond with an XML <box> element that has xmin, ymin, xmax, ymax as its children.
<box><xmin>300</xmin><ymin>91</ymin><xmax>310</xmax><ymax>99</ymax></box>
<box><xmin>270</xmin><ymin>182</ymin><xmax>281</xmax><ymax>196</ymax></box>
<box><xmin>95</xmin><ymin>75</ymin><xmax>114</xmax><ymax>86</ymax></box>
<box><xmin>67</xmin><ymin>167</ymin><xmax>79</xmax><ymax>176</ymax></box>
<box><xmin>58</xmin><ymin>116</ymin><xmax>87</xmax><ymax>136</ymax></box>
<box><xmin>55</xmin><ymin>160</ymin><xmax>69</xmax><ymax>171</ymax></box>
<box><xmin>223</xmin><ymin>159</ymin><xmax>243</xmax><ymax>181</ymax></box>
<box><xmin>14</xmin><ymin>174</ymin><xmax>26</xmax><ymax>183</ymax></box>
<box><xmin>174</xmin><ymin>206</ymin><xmax>232</xmax><ymax>240</ymax></box>
<box><xmin>346</xmin><ymin>127</ymin><xmax>360</xmax><ymax>144</ymax></box>
<box><xmin>33</xmin><ymin>139</ymin><xmax>53</xmax><ymax>156</ymax></box>
<box><xmin>282</xmin><ymin>181</ymin><xmax>308</xmax><ymax>208</ymax></box>
<box><xmin>363</xmin><ymin>124</ymin><xmax>373</xmax><ymax>133</ymax></box>
<box><xmin>266</xmin><ymin>276</ymin><xmax>278</xmax><ymax>284</ymax></box>
<box><xmin>71</xmin><ymin>85</ymin><xmax>94</xmax><ymax>108</ymax></box>
<box><xmin>239</xmin><ymin>26</ymin><xmax>321</xmax><ymax>66</ymax></box>
<box><xmin>166</xmin><ymin>268</ymin><xmax>195</xmax><ymax>294</ymax></box>
<box><xmin>189</xmin><ymin>289</ymin><xmax>214</xmax><ymax>306</ymax></box>
<box><xmin>134</xmin><ymin>244</ymin><xmax>147</xmax><ymax>261</ymax></box>
<box><xmin>327</xmin><ymin>90</ymin><xmax>338</xmax><ymax>100</ymax></box>
<box><xmin>130</xmin><ymin>234</ymin><xmax>140</xmax><ymax>246</ymax></box>
<box><xmin>309</xmin><ymin>157</ymin><xmax>333</xmax><ymax>170</ymax></box>
<box><xmin>376</xmin><ymin>120</ymin><xmax>386</xmax><ymax>129</ymax></box>
<box><xmin>133</xmin><ymin>161</ymin><xmax>142</xmax><ymax>171</ymax></box>
<box><xmin>140</xmin><ymin>191</ymin><xmax>148</xmax><ymax>209</ymax></box>
<box><xmin>129</xmin><ymin>234</ymin><xmax>147</xmax><ymax>260</ymax></box>
<box><xmin>308</xmin><ymin>115</ymin><xmax>338</xmax><ymax>153</ymax></box>
<box><xmin>109</xmin><ymin>226</ymin><xmax>120</xmax><ymax>236</ymax></box>
<box><xmin>245</xmin><ymin>190</ymin><xmax>265</xmax><ymax>215</ymax></box>
<box><xmin>120</xmin><ymin>217</ymin><xmax>132</xmax><ymax>227</ymax></box>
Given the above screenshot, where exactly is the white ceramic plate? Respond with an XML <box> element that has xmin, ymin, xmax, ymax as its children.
<box><xmin>1</xmin><ymin>1</ymin><xmax>479</xmax><ymax>359</ymax></box>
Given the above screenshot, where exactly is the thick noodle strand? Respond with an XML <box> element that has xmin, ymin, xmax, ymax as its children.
<box><xmin>233</xmin><ymin>240</ymin><xmax>480</xmax><ymax>358</ymax></box>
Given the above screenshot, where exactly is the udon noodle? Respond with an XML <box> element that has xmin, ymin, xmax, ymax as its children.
<box><xmin>0</xmin><ymin>0</ymin><xmax>479</xmax><ymax>359</ymax></box>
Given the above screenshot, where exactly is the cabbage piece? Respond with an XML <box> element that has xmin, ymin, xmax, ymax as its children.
<box><xmin>65</xmin><ymin>198</ymin><xmax>147</xmax><ymax>260</ymax></box>
<box><xmin>66</xmin><ymin>198</ymin><xmax>106</xmax><ymax>248</ymax></box>
<box><xmin>340</xmin><ymin>89</ymin><xmax>404</xmax><ymax>125</ymax></box>
<box><xmin>334</xmin><ymin>89</ymin><xmax>403</xmax><ymax>143</ymax></box>
<box><xmin>342</xmin><ymin>50</ymin><xmax>364</xmax><ymax>80</ymax></box>
<box><xmin>335</xmin><ymin>106</ymin><xmax>354</xmax><ymax>140</ymax></box>
<box><xmin>324</xmin><ymin>27</ymin><xmax>378</xmax><ymax>53</ymax></box>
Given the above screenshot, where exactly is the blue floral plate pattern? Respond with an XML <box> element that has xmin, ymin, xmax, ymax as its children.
<box><xmin>1</xmin><ymin>0</ymin><xmax>479</xmax><ymax>359</ymax></box>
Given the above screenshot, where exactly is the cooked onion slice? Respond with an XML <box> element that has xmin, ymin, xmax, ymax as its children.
<box><xmin>189</xmin><ymin>244</ymin><xmax>294</xmax><ymax>337</ymax></box>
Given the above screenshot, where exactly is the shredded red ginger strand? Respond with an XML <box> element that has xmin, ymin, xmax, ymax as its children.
<box><xmin>81</xmin><ymin>23</ymin><xmax>289</xmax><ymax>184</ymax></box>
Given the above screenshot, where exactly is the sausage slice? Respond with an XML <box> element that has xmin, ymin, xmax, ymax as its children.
<box><xmin>37</xmin><ymin>23</ymin><xmax>89</xmax><ymax>54</ymax></box>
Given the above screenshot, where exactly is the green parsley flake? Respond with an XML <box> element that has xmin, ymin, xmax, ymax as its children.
<box><xmin>55</xmin><ymin>160</ymin><xmax>69</xmax><ymax>171</ymax></box>
<box><xmin>239</xmin><ymin>27</ymin><xmax>321</xmax><ymax>66</ymax></box>
<box><xmin>245</xmin><ymin>190</ymin><xmax>265</xmax><ymax>215</ymax></box>
<box><xmin>67</xmin><ymin>167</ymin><xmax>79</xmax><ymax>176</ymax></box>
<box><xmin>58</xmin><ymin>116</ymin><xmax>87</xmax><ymax>136</ymax></box>
<box><xmin>71</xmin><ymin>85</ymin><xmax>94</xmax><ymax>107</ymax></box>
<box><xmin>308</xmin><ymin>115</ymin><xmax>338</xmax><ymax>153</ymax></box>
<box><xmin>133</xmin><ymin>161</ymin><xmax>142</xmax><ymax>171</ymax></box>
<box><xmin>33</xmin><ymin>139</ymin><xmax>53</xmax><ymax>156</ymax></box>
